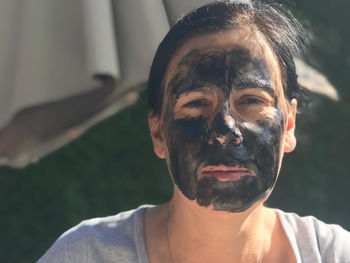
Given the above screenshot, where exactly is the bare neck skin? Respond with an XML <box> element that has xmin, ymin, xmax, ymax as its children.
<box><xmin>144</xmin><ymin>188</ymin><xmax>295</xmax><ymax>263</ymax></box>
<box><xmin>168</xmin><ymin>187</ymin><xmax>269</xmax><ymax>263</ymax></box>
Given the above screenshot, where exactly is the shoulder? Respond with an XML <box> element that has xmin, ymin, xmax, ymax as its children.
<box><xmin>275</xmin><ymin>209</ymin><xmax>350</xmax><ymax>263</ymax></box>
<box><xmin>37</xmin><ymin>205</ymin><xmax>153</xmax><ymax>263</ymax></box>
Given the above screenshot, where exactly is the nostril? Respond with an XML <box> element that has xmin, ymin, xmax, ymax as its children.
<box><xmin>212</xmin><ymin>133</ymin><xmax>243</xmax><ymax>147</ymax></box>
<box><xmin>212</xmin><ymin>113</ymin><xmax>243</xmax><ymax>146</ymax></box>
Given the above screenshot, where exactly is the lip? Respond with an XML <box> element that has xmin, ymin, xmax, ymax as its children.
<box><xmin>199</xmin><ymin>165</ymin><xmax>256</xmax><ymax>181</ymax></box>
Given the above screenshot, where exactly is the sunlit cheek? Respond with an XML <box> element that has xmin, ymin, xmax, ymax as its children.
<box><xmin>239</xmin><ymin>108</ymin><xmax>283</xmax><ymax>144</ymax></box>
<box><xmin>240</xmin><ymin>122</ymin><xmax>264</xmax><ymax>134</ymax></box>
<box><xmin>258</xmin><ymin>107</ymin><xmax>282</xmax><ymax>120</ymax></box>
<box><xmin>173</xmin><ymin>107</ymin><xmax>205</xmax><ymax>119</ymax></box>
<box><xmin>233</xmin><ymin>105</ymin><xmax>279</xmax><ymax>123</ymax></box>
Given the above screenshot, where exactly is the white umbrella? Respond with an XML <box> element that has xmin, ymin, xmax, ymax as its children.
<box><xmin>0</xmin><ymin>0</ymin><xmax>338</xmax><ymax>168</ymax></box>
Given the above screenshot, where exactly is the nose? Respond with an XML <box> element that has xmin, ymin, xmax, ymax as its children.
<box><xmin>211</xmin><ymin>112</ymin><xmax>243</xmax><ymax>146</ymax></box>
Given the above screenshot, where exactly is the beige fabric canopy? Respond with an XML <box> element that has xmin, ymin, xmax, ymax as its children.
<box><xmin>0</xmin><ymin>0</ymin><xmax>338</xmax><ymax>168</ymax></box>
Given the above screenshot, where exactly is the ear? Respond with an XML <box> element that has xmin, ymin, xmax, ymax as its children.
<box><xmin>148</xmin><ymin>116</ymin><xmax>166</xmax><ymax>159</ymax></box>
<box><xmin>284</xmin><ymin>99</ymin><xmax>297</xmax><ymax>153</ymax></box>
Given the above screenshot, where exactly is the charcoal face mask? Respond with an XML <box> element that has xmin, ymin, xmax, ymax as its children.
<box><xmin>162</xmin><ymin>47</ymin><xmax>285</xmax><ymax>212</ymax></box>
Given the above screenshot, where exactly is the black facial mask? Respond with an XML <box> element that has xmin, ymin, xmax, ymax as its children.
<box><xmin>163</xmin><ymin>47</ymin><xmax>285</xmax><ymax>212</ymax></box>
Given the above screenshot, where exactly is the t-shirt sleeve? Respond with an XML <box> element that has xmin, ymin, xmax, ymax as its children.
<box><xmin>317</xmin><ymin>223</ymin><xmax>350</xmax><ymax>263</ymax></box>
<box><xmin>279</xmin><ymin>210</ymin><xmax>350</xmax><ymax>263</ymax></box>
<box><xmin>37</xmin><ymin>225</ymin><xmax>90</xmax><ymax>263</ymax></box>
<box><xmin>36</xmin><ymin>207</ymin><xmax>147</xmax><ymax>263</ymax></box>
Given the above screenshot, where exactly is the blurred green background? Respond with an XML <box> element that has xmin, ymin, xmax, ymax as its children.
<box><xmin>0</xmin><ymin>0</ymin><xmax>349</xmax><ymax>262</ymax></box>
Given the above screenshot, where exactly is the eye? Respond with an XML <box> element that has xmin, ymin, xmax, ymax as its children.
<box><xmin>173</xmin><ymin>91</ymin><xmax>217</xmax><ymax>119</ymax></box>
<box><xmin>236</xmin><ymin>96</ymin><xmax>265</xmax><ymax>106</ymax></box>
<box><xmin>183</xmin><ymin>99</ymin><xmax>210</xmax><ymax>108</ymax></box>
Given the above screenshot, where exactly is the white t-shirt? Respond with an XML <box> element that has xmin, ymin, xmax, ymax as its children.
<box><xmin>38</xmin><ymin>205</ymin><xmax>350</xmax><ymax>263</ymax></box>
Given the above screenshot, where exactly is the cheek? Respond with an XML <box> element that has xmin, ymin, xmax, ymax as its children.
<box><xmin>172</xmin><ymin>118</ymin><xmax>207</xmax><ymax>140</ymax></box>
<box><xmin>240</xmin><ymin>110</ymin><xmax>284</xmax><ymax>151</ymax></box>
<box><xmin>163</xmin><ymin>112</ymin><xmax>211</xmax><ymax>146</ymax></box>
<box><xmin>165</xmin><ymin>118</ymin><xmax>209</xmax><ymax>168</ymax></box>
<box><xmin>164</xmin><ymin>118</ymin><xmax>209</xmax><ymax>184</ymax></box>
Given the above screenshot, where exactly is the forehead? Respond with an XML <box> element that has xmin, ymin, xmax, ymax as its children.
<box><xmin>163</xmin><ymin>30</ymin><xmax>282</xmax><ymax>96</ymax></box>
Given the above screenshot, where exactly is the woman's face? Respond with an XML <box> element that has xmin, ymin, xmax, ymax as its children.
<box><xmin>151</xmin><ymin>31</ymin><xmax>296</xmax><ymax>212</ymax></box>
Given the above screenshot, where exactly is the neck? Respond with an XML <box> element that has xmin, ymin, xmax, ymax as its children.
<box><xmin>166</xmin><ymin>187</ymin><xmax>273</xmax><ymax>263</ymax></box>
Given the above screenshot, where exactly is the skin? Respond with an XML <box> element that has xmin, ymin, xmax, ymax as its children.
<box><xmin>146</xmin><ymin>30</ymin><xmax>297</xmax><ymax>263</ymax></box>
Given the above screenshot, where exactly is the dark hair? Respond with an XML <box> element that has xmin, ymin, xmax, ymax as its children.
<box><xmin>148</xmin><ymin>0</ymin><xmax>305</xmax><ymax>117</ymax></box>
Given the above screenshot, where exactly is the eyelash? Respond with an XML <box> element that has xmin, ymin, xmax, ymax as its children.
<box><xmin>180</xmin><ymin>96</ymin><xmax>266</xmax><ymax>111</ymax></box>
<box><xmin>237</xmin><ymin>97</ymin><xmax>264</xmax><ymax>106</ymax></box>
<box><xmin>183</xmin><ymin>99</ymin><xmax>210</xmax><ymax>108</ymax></box>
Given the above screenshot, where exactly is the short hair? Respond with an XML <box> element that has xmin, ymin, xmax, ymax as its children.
<box><xmin>148</xmin><ymin>0</ymin><xmax>306</xmax><ymax>117</ymax></box>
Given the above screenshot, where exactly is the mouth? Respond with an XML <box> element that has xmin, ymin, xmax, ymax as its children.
<box><xmin>199</xmin><ymin>164</ymin><xmax>256</xmax><ymax>181</ymax></box>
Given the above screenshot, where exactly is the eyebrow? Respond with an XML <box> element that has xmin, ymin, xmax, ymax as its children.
<box><xmin>170</xmin><ymin>77</ymin><xmax>277</xmax><ymax>100</ymax></box>
<box><xmin>170</xmin><ymin>79</ymin><xmax>217</xmax><ymax>98</ymax></box>
<box><xmin>168</xmin><ymin>74</ymin><xmax>192</xmax><ymax>96</ymax></box>
<box><xmin>234</xmin><ymin>80</ymin><xmax>276</xmax><ymax>97</ymax></box>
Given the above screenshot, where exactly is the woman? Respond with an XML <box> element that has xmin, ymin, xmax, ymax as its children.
<box><xmin>38</xmin><ymin>1</ymin><xmax>350</xmax><ymax>262</ymax></box>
